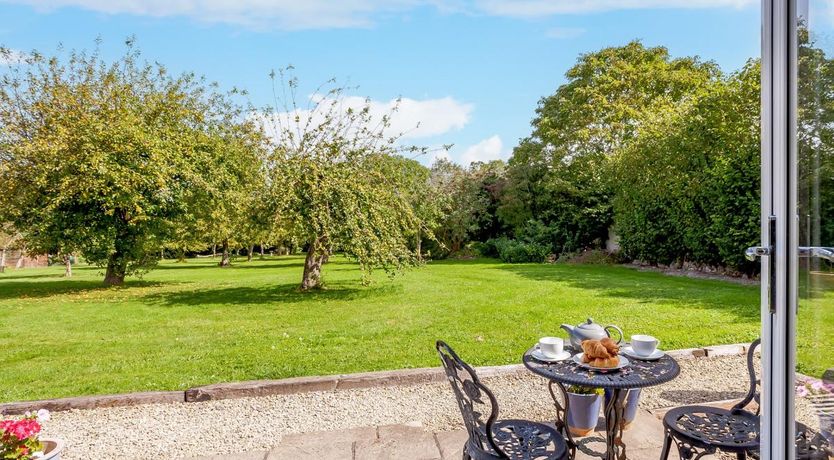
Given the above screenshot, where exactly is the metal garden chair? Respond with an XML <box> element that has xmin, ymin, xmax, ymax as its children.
<box><xmin>437</xmin><ymin>340</ymin><xmax>570</xmax><ymax>460</ymax></box>
<box><xmin>660</xmin><ymin>338</ymin><xmax>831</xmax><ymax>459</ymax></box>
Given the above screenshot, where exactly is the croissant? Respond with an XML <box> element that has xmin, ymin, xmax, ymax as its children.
<box><xmin>590</xmin><ymin>356</ymin><xmax>620</xmax><ymax>368</ymax></box>
<box><xmin>600</xmin><ymin>337</ymin><xmax>620</xmax><ymax>355</ymax></box>
<box><xmin>581</xmin><ymin>339</ymin><xmax>611</xmax><ymax>359</ymax></box>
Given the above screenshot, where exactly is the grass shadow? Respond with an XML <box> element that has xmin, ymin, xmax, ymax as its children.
<box><xmin>143</xmin><ymin>282</ymin><xmax>398</xmax><ymax>308</ymax></box>
<box><xmin>0</xmin><ymin>279</ymin><xmax>166</xmax><ymax>301</ymax></box>
<box><xmin>497</xmin><ymin>263</ymin><xmax>760</xmax><ymax>321</ymax></box>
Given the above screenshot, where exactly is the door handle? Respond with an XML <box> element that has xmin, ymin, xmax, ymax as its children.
<box><xmin>745</xmin><ymin>246</ymin><xmax>772</xmax><ymax>261</ymax></box>
<box><xmin>746</xmin><ymin>215</ymin><xmax>777</xmax><ymax>313</ymax></box>
<box><xmin>798</xmin><ymin>246</ymin><xmax>834</xmax><ymax>262</ymax></box>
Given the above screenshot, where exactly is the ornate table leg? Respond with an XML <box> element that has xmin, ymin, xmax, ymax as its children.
<box><xmin>548</xmin><ymin>381</ymin><xmax>577</xmax><ymax>459</ymax></box>
<box><xmin>604</xmin><ymin>388</ymin><xmax>627</xmax><ymax>460</ymax></box>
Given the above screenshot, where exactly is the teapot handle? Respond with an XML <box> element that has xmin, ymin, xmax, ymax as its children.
<box><xmin>605</xmin><ymin>325</ymin><xmax>624</xmax><ymax>344</ymax></box>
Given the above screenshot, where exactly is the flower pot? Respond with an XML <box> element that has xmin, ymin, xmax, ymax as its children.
<box><xmin>604</xmin><ymin>388</ymin><xmax>642</xmax><ymax>430</ymax></box>
<box><xmin>566</xmin><ymin>392</ymin><xmax>602</xmax><ymax>437</ymax></box>
<box><xmin>38</xmin><ymin>438</ymin><xmax>64</xmax><ymax>460</ymax></box>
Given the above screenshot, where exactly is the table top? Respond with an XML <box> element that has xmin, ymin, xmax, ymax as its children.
<box><xmin>522</xmin><ymin>345</ymin><xmax>680</xmax><ymax>390</ymax></box>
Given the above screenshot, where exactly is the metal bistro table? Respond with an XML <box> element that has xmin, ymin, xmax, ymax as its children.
<box><xmin>523</xmin><ymin>345</ymin><xmax>680</xmax><ymax>460</ymax></box>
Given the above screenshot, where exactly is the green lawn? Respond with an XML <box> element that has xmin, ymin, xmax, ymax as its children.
<box><xmin>0</xmin><ymin>256</ymin><xmax>763</xmax><ymax>402</ymax></box>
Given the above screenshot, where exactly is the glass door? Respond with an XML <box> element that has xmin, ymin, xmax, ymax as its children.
<box><xmin>793</xmin><ymin>0</ymin><xmax>834</xmax><ymax>457</ymax></box>
<box><xmin>765</xmin><ymin>0</ymin><xmax>834</xmax><ymax>457</ymax></box>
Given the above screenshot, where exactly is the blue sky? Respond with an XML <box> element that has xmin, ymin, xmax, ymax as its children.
<box><xmin>0</xmin><ymin>1</ymin><xmax>761</xmax><ymax>165</ymax></box>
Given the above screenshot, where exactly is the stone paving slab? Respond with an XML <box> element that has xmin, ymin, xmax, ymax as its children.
<box><xmin>189</xmin><ymin>409</ymin><xmax>673</xmax><ymax>460</ymax></box>
<box><xmin>355</xmin><ymin>424</ymin><xmax>441</xmax><ymax>460</ymax></box>
<box><xmin>266</xmin><ymin>426</ymin><xmax>377</xmax><ymax>460</ymax></box>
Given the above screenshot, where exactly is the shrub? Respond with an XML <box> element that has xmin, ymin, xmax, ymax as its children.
<box><xmin>488</xmin><ymin>237</ymin><xmax>550</xmax><ymax>263</ymax></box>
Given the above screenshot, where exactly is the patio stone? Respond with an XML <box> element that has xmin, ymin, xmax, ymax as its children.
<box><xmin>704</xmin><ymin>343</ymin><xmax>747</xmax><ymax>357</ymax></box>
<box><xmin>666</xmin><ymin>347</ymin><xmax>707</xmax><ymax>359</ymax></box>
<box><xmin>433</xmin><ymin>428</ymin><xmax>467</xmax><ymax>459</ymax></box>
<box><xmin>336</xmin><ymin>368</ymin><xmax>446</xmax><ymax>390</ymax></box>
<box><xmin>355</xmin><ymin>423</ymin><xmax>442</xmax><ymax>460</ymax></box>
<box><xmin>185</xmin><ymin>376</ymin><xmax>339</xmax><ymax>402</ymax></box>
<box><xmin>265</xmin><ymin>426</ymin><xmax>377</xmax><ymax>459</ymax></box>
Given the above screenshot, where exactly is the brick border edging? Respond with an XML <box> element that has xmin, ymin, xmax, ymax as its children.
<box><xmin>0</xmin><ymin>343</ymin><xmax>749</xmax><ymax>415</ymax></box>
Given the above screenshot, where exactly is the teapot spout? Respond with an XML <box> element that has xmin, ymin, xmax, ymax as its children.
<box><xmin>560</xmin><ymin>324</ymin><xmax>574</xmax><ymax>335</ymax></box>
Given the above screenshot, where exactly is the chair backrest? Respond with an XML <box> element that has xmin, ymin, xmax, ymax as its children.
<box><xmin>436</xmin><ymin>340</ymin><xmax>505</xmax><ymax>458</ymax></box>
<box><xmin>732</xmin><ymin>338</ymin><xmax>762</xmax><ymax>414</ymax></box>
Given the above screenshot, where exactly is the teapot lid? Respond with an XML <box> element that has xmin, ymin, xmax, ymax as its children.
<box><xmin>576</xmin><ymin>318</ymin><xmax>604</xmax><ymax>331</ymax></box>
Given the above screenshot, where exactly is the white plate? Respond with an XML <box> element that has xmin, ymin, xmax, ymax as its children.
<box><xmin>531</xmin><ymin>349</ymin><xmax>572</xmax><ymax>362</ymax></box>
<box><xmin>572</xmin><ymin>353</ymin><xmax>630</xmax><ymax>372</ymax></box>
<box><xmin>621</xmin><ymin>346</ymin><xmax>665</xmax><ymax>361</ymax></box>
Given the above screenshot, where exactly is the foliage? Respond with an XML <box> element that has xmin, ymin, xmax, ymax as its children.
<box><xmin>610</xmin><ymin>61</ymin><xmax>760</xmax><ymax>273</ymax></box>
<box><xmin>263</xmin><ymin>70</ymin><xmax>435</xmax><ymax>289</ymax></box>
<box><xmin>428</xmin><ymin>159</ymin><xmax>504</xmax><ymax>257</ymax></box>
<box><xmin>565</xmin><ymin>385</ymin><xmax>604</xmax><ymax>395</ymax></box>
<box><xmin>501</xmin><ymin>41</ymin><xmax>720</xmax><ymax>257</ymax></box>
<box><xmin>0</xmin><ymin>41</ymin><xmax>258</xmax><ymax>284</ymax></box>
<box><xmin>485</xmin><ymin>237</ymin><xmax>549</xmax><ymax>263</ymax></box>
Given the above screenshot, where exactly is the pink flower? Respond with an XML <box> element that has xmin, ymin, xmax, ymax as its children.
<box><xmin>797</xmin><ymin>385</ymin><xmax>810</xmax><ymax>398</ymax></box>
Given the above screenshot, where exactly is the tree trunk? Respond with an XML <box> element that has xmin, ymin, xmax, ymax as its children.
<box><xmin>0</xmin><ymin>247</ymin><xmax>6</xmax><ymax>273</ymax></box>
<box><xmin>212</xmin><ymin>243</ymin><xmax>217</xmax><ymax>258</ymax></box>
<box><xmin>160</xmin><ymin>249</ymin><xmax>165</xmax><ymax>260</ymax></box>
<box><xmin>219</xmin><ymin>239</ymin><xmax>231</xmax><ymax>267</ymax></box>
<box><xmin>260</xmin><ymin>244</ymin><xmax>265</xmax><ymax>256</ymax></box>
<box><xmin>15</xmin><ymin>245</ymin><xmax>26</xmax><ymax>269</ymax></box>
<box><xmin>416</xmin><ymin>227</ymin><xmax>423</xmax><ymax>261</ymax></box>
<box><xmin>177</xmin><ymin>250</ymin><xmax>186</xmax><ymax>263</ymax></box>
<box><xmin>103</xmin><ymin>254</ymin><xmax>127</xmax><ymax>286</ymax></box>
<box><xmin>63</xmin><ymin>254</ymin><xmax>72</xmax><ymax>278</ymax></box>
<box><xmin>301</xmin><ymin>238</ymin><xmax>328</xmax><ymax>290</ymax></box>
<box><xmin>247</xmin><ymin>244</ymin><xmax>254</xmax><ymax>262</ymax></box>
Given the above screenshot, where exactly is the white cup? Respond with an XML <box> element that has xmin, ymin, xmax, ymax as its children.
<box><xmin>539</xmin><ymin>337</ymin><xmax>564</xmax><ymax>358</ymax></box>
<box><xmin>631</xmin><ymin>335</ymin><xmax>659</xmax><ymax>357</ymax></box>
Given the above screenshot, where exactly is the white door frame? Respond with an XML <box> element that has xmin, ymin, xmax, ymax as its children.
<box><xmin>761</xmin><ymin>0</ymin><xmax>797</xmax><ymax>457</ymax></box>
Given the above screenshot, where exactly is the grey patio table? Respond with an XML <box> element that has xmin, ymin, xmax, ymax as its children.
<box><xmin>522</xmin><ymin>345</ymin><xmax>680</xmax><ymax>460</ymax></box>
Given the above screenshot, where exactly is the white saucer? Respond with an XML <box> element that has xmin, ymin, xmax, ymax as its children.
<box><xmin>621</xmin><ymin>346</ymin><xmax>665</xmax><ymax>361</ymax></box>
<box><xmin>531</xmin><ymin>349</ymin><xmax>572</xmax><ymax>363</ymax></box>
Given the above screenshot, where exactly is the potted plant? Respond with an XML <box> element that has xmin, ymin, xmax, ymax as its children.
<box><xmin>0</xmin><ymin>409</ymin><xmax>62</xmax><ymax>459</ymax></box>
<box><xmin>604</xmin><ymin>388</ymin><xmax>642</xmax><ymax>429</ymax></box>
<box><xmin>566</xmin><ymin>385</ymin><xmax>603</xmax><ymax>437</ymax></box>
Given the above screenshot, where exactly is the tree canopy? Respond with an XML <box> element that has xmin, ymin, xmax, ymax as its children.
<box><xmin>0</xmin><ymin>41</ymin><xmax>262</xmax><ymax>284</ymax></box>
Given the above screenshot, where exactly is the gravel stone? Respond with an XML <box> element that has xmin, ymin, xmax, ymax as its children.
<box><xmin>37</xmin><ymin>355</ymin><xmax>771</xmax><ymax>459</ymax></box>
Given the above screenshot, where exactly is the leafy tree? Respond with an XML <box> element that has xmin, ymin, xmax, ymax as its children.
<box><xmin>0</xmin><ymin>41</ymin><xmax>251</xmax><ymax>285</ymax></box>
<box><xmin>429</xmin><ymin>159</ymin><xmax>489</xmax><ymax>254</ymax></box>
<box><xmin>501</xmin><ymin>41</ymin><xmax>720</xmax><ymax>255</ymax></box>
<box><xmin>611</xmin><ymin>61</ymin><xmax>760</xmax><ymax>272</ymax></box>
<box><xmin>264</xmin><ymin>72</ymin><xmax>430</xmax><ymax>290</ymax></box>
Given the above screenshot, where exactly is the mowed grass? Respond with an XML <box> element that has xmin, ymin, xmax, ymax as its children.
<box><xmin>0</xmin><ymin>256</ymin><xmax>762</xmax><ymax>402</ymax></box>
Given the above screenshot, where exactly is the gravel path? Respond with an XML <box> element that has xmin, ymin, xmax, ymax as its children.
<box><xmin>33</xmin><ymin>355</ymin><xmax>769</xmax><ymax>460</ymax></box>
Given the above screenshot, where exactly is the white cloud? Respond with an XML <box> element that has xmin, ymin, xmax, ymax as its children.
<box><xmin>257</xmin><ymin>94</ymin><xmax>472</xmax><ymax>144</ymax></box>
<box><xmin>0</xmin><ymin>48</ymin><xmax>26</xmax><ymax>66</ymax></box>
<box><xmin>460</xmin><ymin>135</ymin><xmax>508</xmax><ymax>165</ymax></box>
<box><xmin>0</xmin><ymin>0</ymin><xmax>422</xmax><ymax>30</ymax></box>
<box><xmin>0</xmin><ymin>0</ymin><xmax>759</xmax><ymax>30</ymax></box>
<box><xmin>474</xmin><ymin>0</ymin><xmax>756</xmax><ymax>17</ymax></box>
<box><xmin>545</xmin><ymin>27</ymin><xmax>585</xmax><ymax>39</ymax></box>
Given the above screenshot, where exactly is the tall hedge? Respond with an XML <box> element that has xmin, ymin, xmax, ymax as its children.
<box><xmin>611</xmin><ymin>61</ymin><xmax>761</xmax><ymax>273</ymax></box>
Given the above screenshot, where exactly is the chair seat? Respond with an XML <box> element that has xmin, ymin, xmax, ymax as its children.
<box><xmin>468</xmin><ymin>420</ymin><xmax>568</xmax><ymax>460</ymax></box>
<box><xmin>663</xmin><ymin>405</ymin><xmax>759</xmax><ymax>452</ymax></box>
<box><xmin>796</xmin><ymin>422</ymin><xmax>833</xmax><ymax>460</ymax></box>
